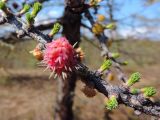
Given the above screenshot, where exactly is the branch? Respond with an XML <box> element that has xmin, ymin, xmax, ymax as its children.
<box><xmin>0</xmin><ymin>19</ymin><xmax>56</xmax><ymax>42</ymax></box>
<box><xmin>76</xmin><ymin>63</ymin><xmax>160</xmax><ymax>117</ymax></box>
<box><xmin>84</xmin><ymin>9</ymin><xmax>127</xmax><ymax>83</ymax></box>
<box><xmin>0</xmin><ymin>10</ymin><xmax>51</xmax><ymax>48</ymax></box>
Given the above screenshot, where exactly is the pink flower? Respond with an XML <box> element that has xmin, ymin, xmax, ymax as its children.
<box><xmin>43</xmin><ymin>37</ymin><xmax>77</xmax><ymax>79</ymax></box>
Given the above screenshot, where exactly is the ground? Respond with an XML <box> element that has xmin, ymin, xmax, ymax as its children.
<box><xmin>0</xmin><ymin>39</ymin><xmax>160</xmax><ymax>120</ymax></box>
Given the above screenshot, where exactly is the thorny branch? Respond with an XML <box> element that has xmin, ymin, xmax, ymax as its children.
<box><xmin>0</xmin><ymin>0</ymin><xmax>160</xmax><ymax>118</ymax></box>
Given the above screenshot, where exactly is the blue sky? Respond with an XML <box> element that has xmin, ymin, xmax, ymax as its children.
<box><xmin>0</xmin><ymin>0</ymin><xmax>160</xmax><ymax>40</ymax></box>
<box><xmin>98</xmin><ymin>0</ymin><xmax>160</xmax><ymax>39</ymax></box>
<box><xmin>37</xmin><ymin>0</ymin><xmax>160</xmax><ymax>40</ymax></box>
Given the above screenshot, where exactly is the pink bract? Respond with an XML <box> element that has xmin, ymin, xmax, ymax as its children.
<box><xmin>43</xmin><ymin>37</ymin><xmax>77</xmax><ymax>79</ymax></box>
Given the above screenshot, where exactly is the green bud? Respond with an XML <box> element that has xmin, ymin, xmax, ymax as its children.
<box><xmin>105</xmin><ymin>96</ymin><xmax>118</xmax><ymax>110</ymax></box>
<box><xmin>26</xmin><ymin>13</ymin><xmax>34</xmax><ymax>24</ymax></box>
<box><xmin>126</xmin><ymin>72</ymin><xmax>141</xmax><ymax>86</ymax></box>
<box><xmin>122</xmin><ymin>61</ymin><xmax>128</xmax><ymax>65</ymax></box>
<box><xmin>100</xmin><ymin>59</ymin><xmax>112</xmax><ymax>72</ymax></box>
<box><xmin>111</xmin><ymin>52</ymin><xmax>120</xmax><ymax>58</ymax></box>
<box><xmin>50</xmin><ymin>23</ymin><xmax>61</xmax><ymax>36</ymax></box>
<box><xmin>31</xmin><ymin>2</ymin><xmax>42</xmax><ymax>17</ymax></box>
<box><xmin>0</xmin><ymin>1</ymin><xmax>6</xmax><ymax>10</ymax></box>
<box><xmin>22</xmin><ymin>4</ymin><xmax>30</xmax><ymax>13</ymax></box>
<box><xmin>105</xmin><ymin>23</ymin><xmax>116</xmax><ymax>30</ymax></box>
<box><xmin>141</xmin><ymin>87</ymin><xmax>156</xmax><ymax>97</ymax></box>
<box><xmin>130</xmin><ymin>88</ymin><xmax>139</xmax><ymax>94</ymax></box>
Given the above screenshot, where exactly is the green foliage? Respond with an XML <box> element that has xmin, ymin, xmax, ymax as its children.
<box><xmin>105</xmin><ymin>23</ymin><xmax>116</xmax><ymax>30</ymax></box>
<box><xmin>50</xmin><ymin>23</ymin><xmax>61</xmax><ymax>36</ymax></box>
<box><xmin>100</xmin><ymin>59</ymin><xmax>112</xmax><ymax>72</ymax></box>
<box><xmin>126</xmin><ymin>72</ymin><xmax>141</xmax><ymax>86</ymax></box>
<box><xmin>122</xmin><ymin>61</ymin><xmax>129</xmax><ymax>65</ymax></box>
<box><xmin>26</xmin><ymin>13</ymin><xmax>34</xmax><ymax>24</ymax></box>
<box><xmin>0</xmin><ymin>1</ymin><xmax>6</xmax><ymax>10</ymax></box>
<box><xmin>31</xmin><ymin>2</ymin><xmax>42</xmax><ymax>17</ymax></box>
<box><xmin>141</xmin><ymin>87</ymin><xmax>156</xmax><ymax>97</ymax></box>
<box><xmin>130</xmin><ymin>88</ymin><xmax>139</xmax><ymax>94</ymax></box>
<box><xmin>111</xmin><ymin>52</ymin><xmax>120</xmax><ymax>58</ymax></box>
<box><xmin>22</xmin><ymin>4</ymin><xmax>31</xmax><ymax>13</ymax></box>
<box><xmin>105</xmin><ymin>96</ymin><xmax>118</xmax><ymax>110</ymax></box>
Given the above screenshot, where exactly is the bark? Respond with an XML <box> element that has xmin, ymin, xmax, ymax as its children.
<box><xmin>61</xmin><ymin>6</ymin><xmax>81</xmax><ymax>48</ymax></box>
<box><xmin>54</xmin><ymin>73</ymin><xmax>77</xmax><ymax>120</ymax></box>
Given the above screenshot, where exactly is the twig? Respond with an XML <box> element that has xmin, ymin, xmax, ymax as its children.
<box><xmin>76</xmin><ymin>63</ymin><xmax>160</xmax><ymax>117</ymax></box>
<box><xmin>84</xmin><ymin>9</ymin><xmax>127</xmax><ymax>83</ymax></box>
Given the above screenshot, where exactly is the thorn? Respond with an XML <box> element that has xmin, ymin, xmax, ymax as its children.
<box><xmin>49</xmin><ymin>71</ymin><xmax>55</xmax><ymax>79</ymax></box>
<box><xmin>73</xmin><ymin>42</ymin><xmax>78</xmax><ymax>48</ymax></box>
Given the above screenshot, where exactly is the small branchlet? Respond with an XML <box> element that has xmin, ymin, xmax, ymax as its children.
<box><xmin>126</xmin><ymin>72</ymin><xmax>141</xmax><ymax>87</ymax></box>
<box><xmin>141</xmin><ymin>87</ymin><xmax>156</xmax><ymax>97</ymax></box>
<box><xmin>105</xmin><ymin>96</ymin><xmax>118</xmax><ymax>110</ymax></box>
<box><xmin>99</xmin><ymin>59</ymin><xmax>112</xmax><ymax>72</ymax></box>
<box><xmin>17</xmin><ymin>4</ymin><xmax>31</xmax><ymax>17</ymax></box>
<box><xmin>130</xmin><ymin>88</ymin><xmax>140</xmax><ymax>94</ymax></box>
<box><xmin>25</xmin><ymin>2</ymin><xmax>42</xmax><ymax>26</ymax></box>
<box><xmin>26</xmin><ymin>12</ymin><xmax>34</xmax><ymax>25</ymax></box>
<box><xmin>31</xmin><ymin>2</ymin><xmax>42</xmax><ymax>17</ymax></box>
<box><xmin>49</xmin><ymin>22</ymin><xmax>61</xmax><ymax>37</ymax></box>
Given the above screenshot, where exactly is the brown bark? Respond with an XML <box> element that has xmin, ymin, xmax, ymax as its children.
<box><xmin>54</xmin><ymin>73</ymin><xmax>77</xmax><ymax>120</ymax></box>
